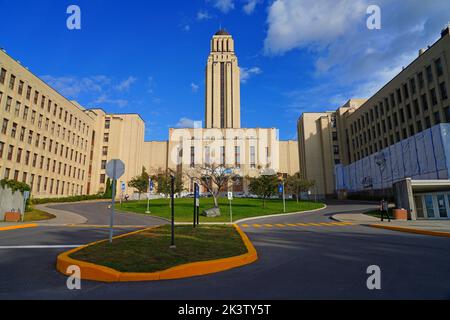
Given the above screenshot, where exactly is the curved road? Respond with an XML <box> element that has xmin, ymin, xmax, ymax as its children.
<box><xmin>1</xmin><ymin>201</ymin><xmax>450</xmax><ymax>299</ymax></box>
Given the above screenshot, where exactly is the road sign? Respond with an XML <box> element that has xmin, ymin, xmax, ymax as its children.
<box><xmin>106</xmin><ymin>159</ymin><xmax>125</xmax><ymax>180</ymax></box>
<box><xmin>23</xmin><ymin>191</ymin><xmax>30</xmax><ymax>200</ymax></box>
<box><xmin>121</xmin><ymin>182</ymin><xmax>126</xmax><ymax>192</ymax></box>
<box><xmin>278</xmin><ymin>184</ymin><xmax>284</xmax><ymax>194</ymax></box>
<box><xmin>149</xmin><ymin>179</ymin><xmax>154</xmax><ymax>192</ymax></box>
<box><xmin>228</xmin><ymin>192</ymin><xmax>233</xmax><ymax>201</ymax></box>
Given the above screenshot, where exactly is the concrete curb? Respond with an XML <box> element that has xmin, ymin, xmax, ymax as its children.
<box><xmin>0</xmin><ymin>224</ymin><xmax>38</xmax><ymax>232</ymax></box>
<box><xmin>234</xmin><ymin>204</ymin><xmax>327</xmax><ymax>224</ymax></box>
<box><xmin>369</xmin><ymin>224</ymin><xmax>450</xmax><ymax>238</ymax></box>
<box><xmin>56</xmin><ymin>225</ymin><xmax>258</xmax><ymax>283</ymax></box>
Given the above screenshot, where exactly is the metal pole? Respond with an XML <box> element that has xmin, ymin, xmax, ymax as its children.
<box><xmin>21</xmin><ymin>198</ymin><xmax>26</xmax><ymax>223</ymax></box>
<box><xmin>109</xmin><ymin>165</ymin><xmax>117</xmax><ymax>244</ymax></box>
<box><xmin>230</xmin><ymin>200</ymin><xmax>233</xmax><ymax>223</ymax></box>
<box><xmin>170</xmin><ymin>175</ymin><xmax>176</xmax><ymax>248</ymax></box>
<box><xmin>193</xmin><ymin>183</ymin><xmax>197</xmax><ymax>228</ymax></box>
<box><xmin>282</xmin><ymin>181</ymin><xmax>286</xmax><ymax>213</ymax></box>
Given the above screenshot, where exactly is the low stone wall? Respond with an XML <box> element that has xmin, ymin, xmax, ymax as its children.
<box><xmin>0</xmin><ymin>186</ymin><xmax>25</xmax><ymax>221</ymax></box>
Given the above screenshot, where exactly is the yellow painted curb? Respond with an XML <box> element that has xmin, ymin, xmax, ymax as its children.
<box><xmin>370</xmin><ymin>224</ymin><xmax>450</xmax><ymax>238</ymax></box>
<box><xmin>0</xmin><ymin>224</ymin><xmax>38</xmax><ymax>232</ymax></box>
<box><xmin>56</xmin><ymin>225</ymin><xmax>258</xmax><ymax>283</ymax></box>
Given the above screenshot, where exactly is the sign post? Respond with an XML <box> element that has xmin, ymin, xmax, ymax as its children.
<box><xmin>21</xmin><ymin>191</ymin><xmax>30</xmax><ymax>222</ymax></box>
<box><xmin>170</xmin><ymin>174</ymin><xmax>176</xmax><ymax>249</ymax></box>
<box><xmin>120</xmin><ymin>181</ymin><xmax>125</xmax><ymax>207</ymax></box>
<box><xmin>228</xmin><ymin>191</ymin><xmax>234</xmax><ymax>223</ymax></box>
<box><xmin>279</xmin><ymin>182</ymin><xmax>286</xmax><ymax>213</ymax></box>
<box><xmin>146</xmin><ymin>179</ymin><xmax>153</xmax><ymax>214</ymax></box>
<box><xmin>106</xmin><ymin>159</ymin><xmax>125</xmax><ymax>244</ymax></box>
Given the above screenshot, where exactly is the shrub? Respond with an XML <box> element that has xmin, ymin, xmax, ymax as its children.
<box><xmin>31</xmin><ymin>193</ymin><xmax>108</xmax><ymax>205</ymax></box>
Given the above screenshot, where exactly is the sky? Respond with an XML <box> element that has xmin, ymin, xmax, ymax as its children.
<box><xmin>0</xmin><ymin>0</ymin><xmax>449</xmax><ymax>141</ymax></box>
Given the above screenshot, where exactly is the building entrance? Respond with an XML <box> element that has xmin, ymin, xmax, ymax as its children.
<box><xmin>414</xmin><ymin>192</ymin><xmax>450</xmax><ymax>219</ymax></box>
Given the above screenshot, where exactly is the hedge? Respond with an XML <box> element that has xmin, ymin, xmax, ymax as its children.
<box><xmin>31</xmin><ymin>194</ymin><xmax>109</xmax><ymax>205</ymax></box>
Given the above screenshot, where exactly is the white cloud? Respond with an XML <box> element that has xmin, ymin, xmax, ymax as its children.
<box><xmin>264</xmin><ymin>0</ymin><xmax>368</xmax><ymax>55</ymax></box>
<box><xmin>197</xmin><ymin>10</ymin><xmax>213</xmax><ymax>21</ymax></box>
<box><xmin>183</xmin><ymin>24</ymin><xmax>191</xmax><ymax>31</ymax></box>
<box><xmin>175</xmin><ymin>117</ymin><xmax>196</xmax><ymax>128</ymax></box>
<box><xmin>264</xmin><ymin>0</ymin><xmax>450</xmax><ymax>112</ymax></box>
<box><xmin>40</xmin><ymin>75</ymin><xmax>111</xmax><ymax>97</ymax></box>
<box><xmin>243</xmin><ymin>0</ymin><xmax>261</xmax><ymax>15</ymax></box>
<box><xmin>191</xmin><ymin>82</ymin><xmax>200</xmax><ymax>93</ymax></box>
<box><xmin>115</xmin><ymin>76</ymin><xmax>137</xmax><ymax>92</ymax></box>
<box><xmin>240</xmin><ymin>67</ymin><xmax>262</xmax><ymax>83</ymax></box>
<box><xmin>94</xmin><ymin>95</ymin><xmax>129</xmax><ymax>108</ymax></box>
<box><xmin>212</xmin><ymin>0</ymin><xmax>235</xmax><ymax>13</ymax></box>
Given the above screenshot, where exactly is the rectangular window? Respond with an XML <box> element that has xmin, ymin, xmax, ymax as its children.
<box><xmin>418</xmin><ymin>72</ymin><xmax>424</xmax><ymax>89</ymax></box>
<box><xmin>445</xmin><ymin>106</ymin><xmax>450</xmax><ymax>122</ymax></box>
<box><xmin>205</xmin><ymin>146</ymin><xmax>211</xmax><ymax>165</ymax></box>
<box><xmin>421</xmin><ymin>94</ymin><xmax>428</xmax><ymax>111</ymax></box>
<box><xmin>410</xmin><ymin>78</ymin><xmax>417</xmax><ymax>95</ymax></box>
<box><xmin>1</xmin><ymin>118</ymin><xmax>8</xmax><ymax>134</ymax></box>
<box><xmin>434</xmin><ymin>111</ymin><xmax>441</xmax><ymax>124</ymax></box>
<box><xmin>235</xmin><ymin>146</ymin><xmax>241</xmax><ymax>168</ymax></box>
<box><xmin>426</xmin><ymin>65</ymin><xmax>433</xmax><ymax>83</ymax></box>
<box><xmin>220</xmin><ymin>146</ymin><xmax>226</xmax><ymax>165</ymax></box>
<box><xmin>19</xmin><ymin>127</ymin><xmax>25</xmax><ymax>141</ymax></box>
<box><xmin>9</xmin><ymin>74</ymin><xmax>15</xmax><ymax>90</ymax></box>
<box><xmin>250</xmin><ymin>146</ymin><xmax>256</xmax><ymax>169</ymax></box>
<box><xmin>101</xmin><ymin>160</ymin><xmax>107</xmax><ymax>170</ymax></box>
<box><xmin>3</xmin><ymin>168</ymin><xmax>10</xmax><ymax>179</ymax></box>
<box><xmin>100</xmin><ymin>174</ymin><xmax>106</xmax><ymax>184</ymax></box>
<box><xmin>0</xmin><ymin>141</ymin><xmax>4</xmax><ymax>158</ymax></box>
<box><xmin>5</xmin><ymin>96</ymin><xmax>12</xmax><ymax>112</ymax></box>
<box><xmin>18</xmin><ymin>81</ymin><xmax>24</xmax><ymax>95</ymax></box>
<box><xmin>23</xmin><ymin>106</ymin><xmax>29</xmax><ymax>120</ymax></box>
<box><xmin>0</xmin><ymin>68</ymin><xmax>6</xmax><ymax>84</ymax></box>
<box><xmin>430</xmin><ymin>88</ymin><xmax>438</xmax><ymax>106</ymax></box>
<box><xmin>435</xmin><ymin>58</ymin><xmax>443</xmax><ymax>77</ymax></box>
<box><xmin>103</xmin><ymin>133</ymin><xmax>109</xmax><ymax>143</ymax></box>
<box><xmin>439</xmin><ymin>82</ymin><xmax>448</xmax><ymax>101</ymax></box>
<box><xmin>105</xmin><ymin>119</ymin><xmax>111</xmax><ymax>129</ymax></box>
<box><xmin>14</xmin><ymin>101</ymin><xmax>20</xmax><ymax>116</ymax></box>
<box><xmin>102</xmin><ymin>146</ymin><xmax>108</xmax><ymax>156</ymax></box>
<box><xmin>33</xmin><ymin>91</ymin><xmax>39</xmax><ymax>104</ymax></box>
<box><xmin>11</xmin><ymin>123</ymin><xmax>17</xmax><ymax>138</ymax></box>
<box><xmin>26</xmin><ymin>86</ymin><xmax>31</xmax><ymax>100</ymax></box>
<box><xmin>16</xmin><ymin>148</ymin><xmax>22</xmax><ymax>163</ymax></box>
<box><xmin>190</xmin><ymin>146</ymin><xmax>195</xmax><ymax>168</ymax></box>
<box><xmin>7</xmin><ymin>145</ymin><xmax>14</xmax><ymax>161</ymax></box>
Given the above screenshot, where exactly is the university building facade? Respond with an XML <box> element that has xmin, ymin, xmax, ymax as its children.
<box><xmin>298</xmin><ymin>26</ymin><xmax>450</xmax><ymax>219</ymax></box>
<box><xmin>0</xmin><ymin>30</ymin><xmax>299</xmax><ymax>199</ymax></box>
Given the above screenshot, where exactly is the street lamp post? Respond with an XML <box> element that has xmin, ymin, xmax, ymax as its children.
<box><xmin>376</xmin><ymin>153</ymin><xmax>391</xmax><ymax>222</ymax></box>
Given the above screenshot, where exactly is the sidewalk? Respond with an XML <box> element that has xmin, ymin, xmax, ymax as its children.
<box><xmin>333</xmin><ymin>213</ymin><xmax>450</xmax><ymax>237</ymax></box>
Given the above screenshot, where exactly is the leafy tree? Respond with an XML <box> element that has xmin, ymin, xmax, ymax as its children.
<box><xmin>185</xmin><ymin>164</ymin><xmax>237</xmax><ymax>208</ymax></box>
<box><xmin>128</xmin><ymin>167</ymin><xmax>150</xmax><ymax>199</ymax></box>
<box><xmin>285</xmin><ymin>173</ymin><xmax>315</xmax><ymax>202</ymax></box>
<box><xmin>156</xmin><ymin>170</ymin><xmax>184</xmax><ymax>199</ymax></box>
<box><xmin>247</xmin><ymin>174</ymin><xmax>279</xmax><ymax>208</ymax></box>
<box><xmin>104</xmin><ymin>178</ymin><xmax>113</xmax><ymax>198</ymax></box>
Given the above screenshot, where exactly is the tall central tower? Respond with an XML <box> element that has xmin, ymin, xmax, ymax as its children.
<box><xmin>205</xmin><ymin>30</ymin><xmax>241</xmax><ymax>129</ymax></box>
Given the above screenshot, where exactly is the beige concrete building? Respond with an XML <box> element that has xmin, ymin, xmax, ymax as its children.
<box><xmin>297</xmin><ymin>26</ymin><xmax>450</xmax><ymax>199</ymax></box>
<box><xmin>0</xmin><ymin>49</ymin><xmax>93</xmax><ymax>198</ymax></box>
<box><xmin>86</xmin><ymin>109</ymin><xmax>146</xmax><ymax>197</ymax></box>
<box><xmin>0</xmin><ymin>29</ymin><xmax>299</xmax><ymax>199</ymax></box>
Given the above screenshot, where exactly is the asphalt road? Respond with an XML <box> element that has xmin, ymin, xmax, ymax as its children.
<box><xmin>1</xmin><ymin>201</ymin><xmax>450</xmax><ymax>300</ymax></box>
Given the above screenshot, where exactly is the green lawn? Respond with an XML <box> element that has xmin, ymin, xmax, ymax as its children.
<box><xmin>70</xmin><ymin>225</ymin><xmax>248</xmax><ymax>273</ymax></box>
<box><xmin>116</xmin><ymin>197</ymin><xmax>324</xmax><ymax>222</ymax></box>
<box><xmin>24</xmin><ymin>208</ymin><xmax>56</xmax><ymax>222</ymax></box>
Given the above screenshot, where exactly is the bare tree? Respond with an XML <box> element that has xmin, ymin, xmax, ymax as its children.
<box><xmin>185</xmin><ymin>164</ymin><xmax>238</xmax><ymax>208</ymax></box>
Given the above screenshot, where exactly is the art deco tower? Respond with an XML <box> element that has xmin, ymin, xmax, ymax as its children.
<box><xmin>205</xmin><ymin>30</ymin><xmax>241</xmax><ymax>129</ymax></box>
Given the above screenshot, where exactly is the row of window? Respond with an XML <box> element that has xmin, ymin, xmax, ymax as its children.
<box><xmin>1</xmin><ymin>118</ymin><xmax>87</xmax><ymax>165</ymax></box>
<box><xmin>0</xmin><ymin>67</ymin><xmax>90</xmax><ymax>137</ymax></box>
<box><xmin>351</xmin><ymin>106</ymin><xmax>450</xmax><ymax>161</ymax></box>
<box><xmin>1</xmin><ymin>166</ymin><xmax>83</xmax><ymax>195</ymax></box>
<box><xmin>0</xmin><ymin>141</ymin><xmax>86</xmax><ymax>180</ymax></box>
<box><xmin>184</xmin><ymin>146</ymin><xmax>270</xmax><ymax>169</ymax></box>
<box><xmin>0</xmin><ymin>92</ymin><xmax>89</xmax><ymax>150</ymax></box>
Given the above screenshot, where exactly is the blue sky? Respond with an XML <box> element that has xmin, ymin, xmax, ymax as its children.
<box><xmin>0</xmin><ymin>0</ymin><xmax>449</xmax><ymax>141</ymax></box>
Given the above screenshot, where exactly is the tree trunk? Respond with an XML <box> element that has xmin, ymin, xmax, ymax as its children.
<box><xmin>213</xmin><ymin>195</ymin><xmax>219</xmax><ymax>208</ymax></box>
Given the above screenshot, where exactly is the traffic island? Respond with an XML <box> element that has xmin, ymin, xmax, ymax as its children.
<box><xmin>56</xmin><ymin>225</ymin><xmax>257</xmax><ymax>282</ymax></box>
